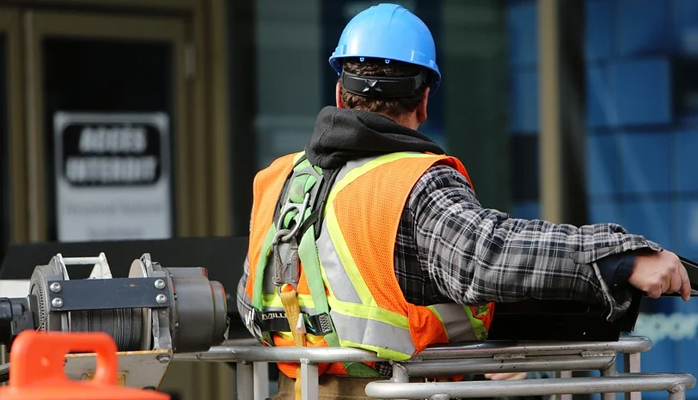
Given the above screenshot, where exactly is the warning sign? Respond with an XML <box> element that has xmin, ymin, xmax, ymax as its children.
<box><xmin>54</xmin><ymin>112</ymin><xmax>173</xmax><ymax>242</ymax></box>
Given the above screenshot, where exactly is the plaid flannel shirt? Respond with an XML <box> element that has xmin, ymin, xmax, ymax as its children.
<box><xmin>395</xmin><ymin>164</ymin><xmax>660</xmax><ymax>318</ymax></box>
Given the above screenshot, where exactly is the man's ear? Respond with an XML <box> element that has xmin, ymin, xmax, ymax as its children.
<box><xmin>416</xmin><ymin>87</ymin><xmax>430</xmax><ymax>124</ymax></box>
<box><xmin>336</xmin><ymin>81</ymin><xmax>345</xmax><ymax>108</ymax></box>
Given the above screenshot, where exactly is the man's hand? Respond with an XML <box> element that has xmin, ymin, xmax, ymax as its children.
<box><xmin>629</xmin><ymin>250</ymin><xmax>691</xmax><ymax>301</ymax></box>
<box><xmin>484</xmin><ymin>372</ymin><xmax>528</xmax><ymax>381</ymax></box>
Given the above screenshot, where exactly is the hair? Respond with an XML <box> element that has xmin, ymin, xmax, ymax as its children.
<box><xmin>340</xmin><ymin>58</ymin><xmax>429</xmax><ymax>119</ymax></box>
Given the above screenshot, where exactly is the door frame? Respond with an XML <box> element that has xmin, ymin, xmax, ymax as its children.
<box><xmin>23</xmin><ymin>11</ymin><xmax>194</xmax><ymax>240</ymax></box>
<box><xmin>0</xmin><ymin>8</ymin><xmax>26</xmax><ymax>245</ymax></box>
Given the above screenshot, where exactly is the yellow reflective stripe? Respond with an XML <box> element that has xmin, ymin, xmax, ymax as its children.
<box><xmin>317</xmin><ymin>219</ymin><xmax>362</xmax><ymax>303</ymax></box>
<box><xmin>327</xmin><ymin>152</ymin><xmax>436</xmax><ymax>206</ymax></box>
<box><xmin>322</xmin><ymin>152</ymin><xmax>442</xmax><ymax>310</ymax></box>
<box><xmin>324</xmin><ymin>206</ymin><xmax>373</xmax><ymax>305</ymax></box>
<box><xmin>277</xmin><ymin>331</ymin><xmax>326</xmax><ymax>343</ymax></box>
<box><xmin>338</xmin><ymin>339</ymin><xmax>412</xmax><ymax>361</ymax></box>
<box><xmin>293</xmin><ymin>151</ymin><xmax>305</xmax><ymax>163</ymax></box>
<box><xmin>430</xmin><ymin>304</ymin><xmax>482</xmax><ymax>342</ymax></box>
<box><xmin>328</xmin><ymin>297</ymin><xmax>408</xmax><ymax>329</ymax></box>
<box><xmin>427</xmin><ymin>305</ymin><xmax>449</xmax><ymax>341</ymax></box>
<box><xmin>319</xmin><ymin>261</ymin><xmax>335</xmax><ymax>298</ymax></box>
<box><xmin>263</xmin><ymin>293</ymin><xmax>315</xmax><ymax>309</ymax></box>
<box><xmin>465</xmin><ymin>305</ymin><xmax>489</xmax><ymax>341</ymax></box>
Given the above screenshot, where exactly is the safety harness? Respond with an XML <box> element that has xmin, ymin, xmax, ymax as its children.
<box><xmin>248</xmin><ymin>153</ymin><xmax>380</xmax><ymax>398</ymax></box>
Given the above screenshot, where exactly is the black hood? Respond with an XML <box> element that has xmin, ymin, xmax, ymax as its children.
<box><xmin>304</xmin><ymin>106</ymin><xmax>445</xmax><ymax>169</ymax></box>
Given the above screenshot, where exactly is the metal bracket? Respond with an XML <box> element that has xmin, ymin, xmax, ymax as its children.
<box><xmin>582</xmin><ymin>350</ymin><xmax>617</xmax><ymax>357</ymax></box>
<box><xmin>46</xmin><ymin>277</ymin><xmax>172</xmax><ymax>312</ymax></box>
<box><xmin>494</xmin><ymin>352</ymin><xmax>526</xmax><ymax>360</ymax></box>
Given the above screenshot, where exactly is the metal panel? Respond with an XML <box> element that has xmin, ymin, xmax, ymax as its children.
<box><xmin>65</xmin><ymin>350</ymin><xmax>173</xmax><ymax>389</ymax></box>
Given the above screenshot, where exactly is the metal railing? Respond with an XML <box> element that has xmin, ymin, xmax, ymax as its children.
<box><xmin>175</xmin><ymin>336</ymin><xmax>696</xmax><ymax>400</ymax></box>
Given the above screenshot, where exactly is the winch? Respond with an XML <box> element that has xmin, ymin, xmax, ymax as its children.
<box><xmin>0</xmin><ymin>252</ymin><xmax>229</xmax><ymax>354</ymax></box>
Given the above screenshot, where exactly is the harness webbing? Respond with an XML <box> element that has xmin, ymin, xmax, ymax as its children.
<box><xmin>250</xmin><ymin>154</ymin><xmax>380</xmax><ymax>389</ymax></box>
<box><xmin>279</xmin><ymin>285</ymin><xmax>306</xmax><ymax>399</ymax></box>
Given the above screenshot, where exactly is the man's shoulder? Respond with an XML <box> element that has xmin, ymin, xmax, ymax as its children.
<box><xmin>417</xmin><ymin>163</ymin><xmax>470</xmax><ymax>186</ymax></box>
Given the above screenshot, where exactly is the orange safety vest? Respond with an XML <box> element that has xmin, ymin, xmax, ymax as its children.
<box><xmin>241</xmin><ymin>151</ymin><xmax>494</xmax><ymax>378</ymax></box>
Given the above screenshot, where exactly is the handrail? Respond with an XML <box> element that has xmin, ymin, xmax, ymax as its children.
<box><xmin>172</xmin><ymin>336</ymin><xmax>694</xmax><ymax>400</ymax></box>
<box><xmin>174</xmin><ymin>345</ymin><xmax>385</xmax><ymax>363</ymax></box>
<box><xmin>403</xmin><ymin>355</ymin><xmax>616</xmax><ymax>376</ymax></box>
<box><xmin>411</xmin><ymin>336</ymin><xmax>652</xmax><ymax>360</ymax></box>
<box><xmin>174</xmin><ymin>335</ymin><xmax>652</xmax><ymax>364</ymax></box>
<box><xmin>365</xmin><ymin>373</ymin><xmax>696</xmax><ymax>400</ymax></box>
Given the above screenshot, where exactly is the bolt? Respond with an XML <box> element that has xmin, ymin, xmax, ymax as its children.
<box><xmin>156</xmin><ymin>354</ymin><xmax>171</xmax><ymax>364</ymax></box>
<box><xmin>52</xmin><ymin>298</ymin><xmax>64</xmax><ymax>308</ymax></box>
<box><xmin>154</xmin><ymin>279</ymin><xmax>166</xmax><ymax>289</ymax></box>
<box><xmin>156</xmin><ymin>294</ymin><xmax>167</xmax><ymax>304</ymax></box>
<box><xmin>50</xmin><ymin>282</ymin><xmax>62</xmax><ymax>293</ymax></box>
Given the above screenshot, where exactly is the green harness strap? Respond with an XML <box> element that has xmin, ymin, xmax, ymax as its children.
<box><xmin>250</xmin><ymin>156</ymin><xmax>381</xmax><ymax>378</ymax></box>
<box><xmin>297</xmin><ymin>227</ymin><xmax>381</xmax><ymax>377</ymax></box>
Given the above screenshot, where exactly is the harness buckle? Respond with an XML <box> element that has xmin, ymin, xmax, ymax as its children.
<box><xmin>273</xmin><ymin>238</ymin><xmax>300</xmax><ymax>292</ymax></box>
<box><xmin>272</xmin><ymin>192</ymin><xmax>310</xmax><ymax>292</ymax></box>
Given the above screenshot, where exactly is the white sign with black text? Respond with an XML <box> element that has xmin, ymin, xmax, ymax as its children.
<box><xmin>54</xmin><ymin>112</ymin><xmax>173</xmax><ymax>242</ymax></box>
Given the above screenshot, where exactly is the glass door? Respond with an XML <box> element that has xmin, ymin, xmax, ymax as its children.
<box><xmin>23</xmin><ymin>11</ymin><xmax>192</xmax><ymax>242</ymax></box>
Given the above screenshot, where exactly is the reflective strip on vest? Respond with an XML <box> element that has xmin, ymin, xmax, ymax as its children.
<box><xmin>327</xmin><ymin>152</ymin><xmax>435</xmax><ymax>206</ymax></box>
<box><xmin>428</xmin><ymin>304</ymin><xmax>480</xmax><ymax>342</ymax></box>
<box><xmin>261</xmin><ymin>293</ymin><xmax>317</xmax><ymax>314</ymax></box>
<box><xmin>330</xmin><ymin>311</ymin><xmax>416</xmax><ymax>359</ymax></box>
<box><xmin>317</xmin><ymin>218</ymin><xmax>362</xmax><ymax>304</ymax></box>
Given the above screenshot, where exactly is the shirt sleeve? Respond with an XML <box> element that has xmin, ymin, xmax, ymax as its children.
<box><xmin>408</xmin><ymin>165</ymin><xmax>661</xmax><ymax>320</ymax></box>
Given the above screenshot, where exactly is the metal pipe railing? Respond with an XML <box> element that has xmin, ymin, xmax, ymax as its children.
<box><xmin>364</xmin><ymin>373</ymin><xmax>696</xmax><ymax>400</ymax></box>
<box><xmin>409</xmin><ymin>336</ymin><xmax>652</xmax><ymax>361</ymax></box>
<box><xmin>176</xmin><ymin>336</ymin><xmax>652</xmax><ymax>364</ymax></box>
<box><xmin>174</xmin><ymin>345</ymin><xmax>385</xmax><ymax>363</ymax></box>
<box><xmin>172</xmin><ymin>335</ymin><xmax>693</xmax><ymax>400</ymax></box>
<box><xmin>403</xmin><ymin>355</ymin><xmax>616</xmax><ymax>377</ymax></box>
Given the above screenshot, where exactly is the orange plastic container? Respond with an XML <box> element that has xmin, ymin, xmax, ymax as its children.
<box><xmin>0</xmin><ymin>331</ymin><xmax>171</xmax><ymax>400</ymax></box>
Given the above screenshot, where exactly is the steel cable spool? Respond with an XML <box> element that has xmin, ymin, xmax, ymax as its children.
<box><xmin>70</xmin><ymin>308</ymin><xmax>145</xmax><ymax>352</ymax></box>
<box><xmin>17</xmin><ymin>252</ymin><xmax>229</xmax><ymax>355</ymax></box>
<box><xmin>30</xmin><ymin>263</ymin><xmax>149</xmax><ymax>352</ymax></box>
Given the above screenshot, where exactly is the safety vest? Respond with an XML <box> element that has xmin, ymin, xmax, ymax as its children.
<box><xmin>241</xmin><ymin>151</ymin><xmax>494</xmax><ymax>378</ymax></box>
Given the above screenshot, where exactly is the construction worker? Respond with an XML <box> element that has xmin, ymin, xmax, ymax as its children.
<box><xmin>236</xmin><ymin>3</ymin><xmax>691</xmax><ymax>399</ymax></box>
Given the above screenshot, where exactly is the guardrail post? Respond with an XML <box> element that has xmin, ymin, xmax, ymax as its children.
<box><xmin>300</xmin><ymin>358</ymin><xmax>318</xmax><ymax>400</ymax></box>
<box><xmin>254</xmin><ymin>362</ymin><xmax>270</xmax><ymax>400</ymax></box>
<box><xmin>624</xmin><ymin>352</ymin><xmax>642</xmax><ymax>400</ymax></box>
<box><xmin>560</xmin><ymin>371</ymin><xmax>573</xmax><ymax>400</ymax></box>
<box><xmin>236</xmin><ymin>361</ymin><xmax>254</xmax><ymax>400</ymax></box>
<box><xmin>601</xmin><ymin>357</ymin><xmax>617</xmax><ymax>400</ymax></box>
<box><xmin>392</xmin><ymin>363</ymin><xmax>409</xmax><ymax>383</ymax></box>
<box><xmin>669</xmin><ymin>386</ymin><xmax>686</xmax><ymax>400</ymax></box>
<box><xmin>392</xmin><ymin>363</ymin><xmax>410</xmax><ymax>400</ymax></box>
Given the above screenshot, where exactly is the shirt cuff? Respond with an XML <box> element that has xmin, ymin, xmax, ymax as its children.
<box><xmin>596</xmin><ymin>251</ymin><xmax>637</xmax><ymax>290</ymax></box>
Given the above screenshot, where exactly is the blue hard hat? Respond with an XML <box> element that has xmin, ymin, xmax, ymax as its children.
<box><xmin>329</xmin><ymin>3</ymin><xmax>441</xmax><ymax>93</ymax></box>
